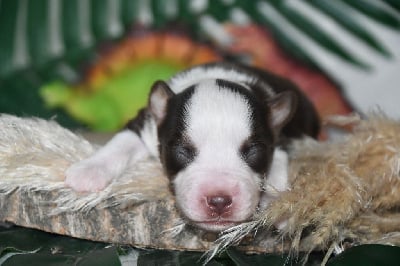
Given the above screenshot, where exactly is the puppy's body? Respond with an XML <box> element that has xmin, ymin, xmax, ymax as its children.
<box><xmin>65</xmin><ymin>63</ymin><xmax>320</xmax><ymax>232</ymax></box>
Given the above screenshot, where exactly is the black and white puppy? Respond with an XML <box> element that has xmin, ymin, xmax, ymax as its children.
<box><xmin>65</xmin><ymin>62</ymin><xmax>320</xmax><ymax>232</ymax></box>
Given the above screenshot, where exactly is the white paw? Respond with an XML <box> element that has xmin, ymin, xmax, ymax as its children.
<box><xmin>65</xmin><ymin>159</ymin><xmax>114</xmax><ymax>192</ymax></box>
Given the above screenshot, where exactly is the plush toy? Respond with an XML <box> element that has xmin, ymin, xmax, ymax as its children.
<box><xmin>0</xmin><ymin>113</ymin><xmax>399</xmax><ymax>262</ymax></box>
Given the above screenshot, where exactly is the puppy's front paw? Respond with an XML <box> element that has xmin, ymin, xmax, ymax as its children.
<box><xmin>65</xmin><ymin>159</ymin><xmax>113</xmax><ymax>192</ymax></box>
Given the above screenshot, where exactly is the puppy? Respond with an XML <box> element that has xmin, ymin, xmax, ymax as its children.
<box><xmin>65</xmin><ymin>62</ymin><xmax>320</xmax><ymax>232</ymax></box>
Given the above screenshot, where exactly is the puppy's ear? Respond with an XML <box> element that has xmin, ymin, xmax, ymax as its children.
<box><xmin>267</xmin><ymin>91</ymin><xmax>297</xmax><ymax>136</ymax></box>
<box><xmin>149</xmin><ymin>80</ymin><xmax>175</xmax><ymax>124</ymax></box>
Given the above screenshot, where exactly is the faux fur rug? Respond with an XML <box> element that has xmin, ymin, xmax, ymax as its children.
<box><xmin>1</xmin><ymin>113</ymin><xmax>400</xmax><ymax>262</ymax></box>
<box><xmin>0</xmin><ymin>114</ymin><xmax>171</xmax><ymax>213</ymax></box>
<box><xmin>210</xmin><ymin>113</ymin><xmax>400</xmax><ymax>261</ymax></box>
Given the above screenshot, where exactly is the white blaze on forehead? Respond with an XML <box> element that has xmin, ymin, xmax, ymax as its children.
<box><xmin>168</xmin><ymin>66</ymin><xmax>256</xmax><ymax>94</ymax></box>
<box><xmin>184</xmin><ymin>80</ymin><xmax>252</xmax><ymax>167</ymax></box>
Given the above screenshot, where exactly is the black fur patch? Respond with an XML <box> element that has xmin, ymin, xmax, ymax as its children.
<box><xmin>216</xmin><ymin>78</ymin><xmax>275</xmax><ymax>175</ymax></box>
<box><xmin>158</xmin><ymin>85</ymin><xmax>198</xmax><ymax>178</ymax></box>
<box><xmin>124</xmin><ymin>108</ymin><xmax>150</xmax><ymax>134</ymax></box>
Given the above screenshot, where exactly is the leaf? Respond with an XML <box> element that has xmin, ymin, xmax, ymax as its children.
<box><xmin>236</xmin><ymin>0</ymin><xmax>321</xmax><ymax>69</ymax></box>
<box><xmin>270</xmin><ymin>1</ymin><xmax>370</xmax><ymax>69</ymax></box>
<box><xmin>0</xmin><ymin>247</ymin><xmax>41</xmax><ymax>265</ymax></box>
<box><xmin>27</xmin><ymin>0</ymin><xmax>59</xmax><ymax>67</ymax></box>
<box><xmin>206</xmin><ymin>0</ymin><xmax>231</xmax><ymax>22</ymax></box>
<box><xmin>62</xmin><ymin>0</ymin><xmax>94</xmax><ymax>55</ymax></box>
<box><xmin>76</xmin><ymin>246</ymin><xmax>121</xmax><ymax>266</ymax></box>
<box><xmin>327</xmin><ymin>244</ymin><xmax>400</xmax><ymax>266</ymax></box>
<box><xmin>121</xmin><ymin>0</ymin><xmax>140</xmax><ymax>27</ymax></box>
<box><xmin>0</xmin><ymin>0</ymin><xmax>22</xmax><ymax>77</ymax></box>
<box><xmin>340</xmin><ymin>0</ymin><xmax>400</xmax><ymax>30</ymax></box>
<box><xmin>0</xmin><ymin>225</ymin><xmax>121</xmax><ymax>266</ymax></box>
<box><xmin>381</xmin><ymin>0</ymin><xmax>400</xmax><ymax>13</ymax></box>
<box><xmin>91</xmin><ymin>0</ymin><xmax>123</xmax><ymax>41</ymax></box>
<box><xmin>151</xmin><ymin>0</ymin><xmax>176</xmax><ymax>28</ymax></box>
<box><xmin>226</xmin><ymin>248</ymin><xmax>288</xmax><ymax>266</ymax></box>
<box><xmin>137</xmin><ymin>250</ymin><xmax>200</xmax><ymax>266</ymax></box>
<box><xmin>308</xmin><ymin>0</ymin><xmax>391</xmax><ymax>57</ymax></box>
<box><xmin>137</xmin><ymin>249</ymin><xmax>239</xmax><ymax>266</ymax></box>
<box><xmin>2</xmin><ymin>253</ymin><xmax>75</xmax><ymax>266</ymax></box>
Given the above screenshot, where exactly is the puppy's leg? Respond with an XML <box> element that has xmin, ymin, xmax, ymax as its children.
<box><xmin>259</xmin><ymin>148</ymin><xmax>290</xmax><ymax>230</ymax></box>
<box><xmin>65</xmin><ymin>130</ymin><xmax>150</xmax><ymax>192</ymax></box>
<box><xmin>259</xmin><ymin>148</ymin><xmax>289</xmax><ymax>210</ymax></box>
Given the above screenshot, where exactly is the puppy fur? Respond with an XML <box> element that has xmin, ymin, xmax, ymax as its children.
<box><xmin>65</xmin><ymin>62</ymin><xmax>320</xmax><ymax>232</ymax></box>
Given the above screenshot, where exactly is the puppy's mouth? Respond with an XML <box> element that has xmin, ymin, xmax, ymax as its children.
<box><xmin>193</xmin><ymin>220</ymin><xmax>241</xmax><ymax>232</ymax></box>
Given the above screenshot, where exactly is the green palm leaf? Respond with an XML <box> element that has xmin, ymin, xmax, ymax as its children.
<box><xmin>1</xmin><ymin>0</ymin><xmax>398</xmax><ymax>79</ymax></box>
<box><xmin>269</xmin><ymin>0</ymin><xmax>371</xmax><ymax>69</ymax></box>
<box><xmin>341</xmin><ymin>0</ymin><xmax>400</xmax><ymax>29</ymax></box>
<box><xmin>236</xmin><ymin>0</ymin><xmax>319</xmax><ymax>68</ymax></box>
<box><xmin>309</xmin><ymin>0</ymin><xmax>392</xmax><ymax>58</ymax></box>
<box><xmin>382</xmin><ymin>0</ymin><xmax>400</xmax><ymax>12</ymax></box>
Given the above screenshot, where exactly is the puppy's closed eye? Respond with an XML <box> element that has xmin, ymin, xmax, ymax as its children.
<box><xmin>164</xmin><ymin>142</ymin><xmax>197</xmax><ymax>174</ymax></box>
<box><xmin>173</xmin><ymin>145</ymin><xmax>196</xmax><ymax>165</ymax></box>
<box><xmin>241</xmin><ymin>142</ymin><xmax>271</xmax><ymax>173</ymax></box>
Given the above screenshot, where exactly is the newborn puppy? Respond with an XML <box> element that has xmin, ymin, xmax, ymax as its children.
<box><xmin>65</xmin><ymin>62</ymin><xmax>320</xmax><ymax>232</ymax></box>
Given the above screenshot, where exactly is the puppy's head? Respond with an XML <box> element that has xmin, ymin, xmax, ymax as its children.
<box><xmin>149</xmin><ymin>79</ymin><xmax>295</xmax><ymax>232</ymax></box>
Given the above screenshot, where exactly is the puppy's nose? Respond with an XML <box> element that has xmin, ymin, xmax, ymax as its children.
<box><xmin>206</xmin><ymin>195</ymin><xmax>232</xmax><ymax>215</ymax></box>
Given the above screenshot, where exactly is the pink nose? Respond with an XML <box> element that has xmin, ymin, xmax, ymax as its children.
<box><xmin>206</xmin><ymin>195</ymin><xmax>232</xmax><ymax>215</ymax></box>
